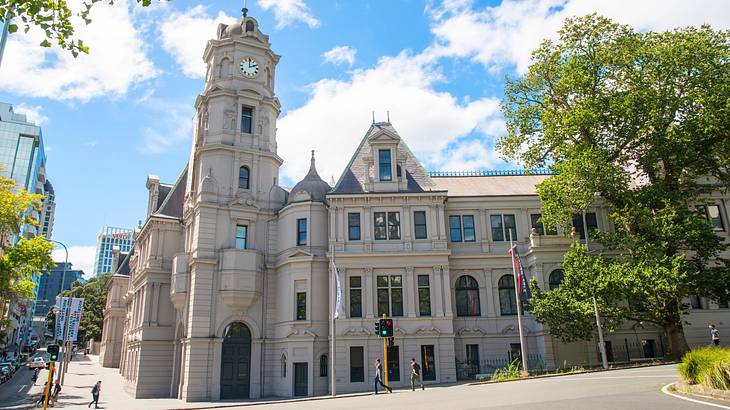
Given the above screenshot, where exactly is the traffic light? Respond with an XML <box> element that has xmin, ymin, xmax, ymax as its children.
<box><xmin>47</xmin><ymin>344</ymin><xmax>59</xmax><ymax>362</ymax></box>
<box><xmin>374</xmin><ymin>321</ymin><xmax>380</xmax><ymax>336</ymax></box>
<box><xmin>387</xmin><ymin>336</ymin><xmax>395</xmax><ymax>347</ymax></box>
<box><xmin>379</xmin><ymin>318</ymin><xmax>393</xmax><ymax>337</ymax></box>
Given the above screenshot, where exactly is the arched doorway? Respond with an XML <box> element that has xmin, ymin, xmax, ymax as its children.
<box><xmin>220</xmin><ymin>322</ymin><xmax>252</xmax><ymax>399</ymax></box>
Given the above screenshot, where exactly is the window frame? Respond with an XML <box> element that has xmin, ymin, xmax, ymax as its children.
<box><xmin>572</xmin><ymin>212</ymin><xmax>598</xmax><ymax>239</ymax></box>
<box><xmin>700</xmin><ymin>204</ymin><xmax>726</xmax><ymax>231</ymax></box>
<box><xmin>530</xmin><ymin>213</ymin><xmax>557</xmax><ymax>236</ymax></box>
<box><xmin>548</xmin><ymin>269</ymin><xmax>564</xmax><ymax>290</ymax></box>
<box><xmin>374</xmin><ymin>211</ymin><xmax>401</xmax><ymax>240</ymax></box>
<box><xmin>241</xmin><ymin>106</ymin><xmax>253</xmax><ymax>134</ymax></box>
<box><xmin>378</xmin><ymin>149</ymin><xmax>392</xmax><ymax>181</ymax></box>
<box><xmin>319</xmin><ymin>355</ymin><xmax>328</xmax><ymax>377</ymax></box>
<box><xmin>238</xmin><ymin>166</ymin><xmax>250</xmax><ymax>190</ymax></box>
<box><xmin>349</xmin><ymin>276</ymin><xmax>362</xmax><ymax>318</ymax></box>
<box><xmin>455</xmin><ymin>275</ymin><xmax>481</xmax><ymax>317</ymax></box>
<box><xmin>491</xmin><ymin>214</ymin><xmax>517</xmax><ymax>242</ymax></box>
<box><xmin>413</xmin><ymin>211</ymin><xmax>428</xmax><ymax>240</ymax></box>
<box><xmin>348</xmin><ymin>212</ymin><xmax>361</xmax><ymax>241</ymax></box>
<box><xmin>297</xmin><ymin>218</ymin><xmax>307</xmax><ymax>246</ymax></box>
<box><xmin>417</xmin><ymin>274</ymin><xmax>431</xmax><ymax>317</ymax></box>
<box><xmin>349</xmin><ymin>346</ymin><xmax>364</xmax><ymax>383</ymax></box>
<box><xmin>377</xmin><ymin>275</ymin><xmax>404</xmax><ymax>317</ymax></box>
<box><xmin>498</xmin><ymin>275</ymin><xmax>518</xmax><ymax>316</ymax></box>
<box><xmin>296</xmin><ymin>291</ymin><xmax>307</xmax><ymax>320</ymax></box>
<box><xmin>235</xmin><ymin>224</ymin><xmax>248</xmax><ymax>249</ymax></box>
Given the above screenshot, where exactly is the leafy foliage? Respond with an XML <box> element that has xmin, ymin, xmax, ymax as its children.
<box><xmin>61</xmin><ymin>273</ymin><xmax>110</xmax><ymax>342</ymax></box>
<box><xmin>490</xmin><ymin>358</ymin><xmax>523</xmax><ymax>381</ymax></box>
<box><xmin>0</xmin><ymin>0</ymin><xmax>159</xmax><ymax>57</ymax></box>
<box><xmin>679</xmin><ymin>347</ymin><xmax>730</xmax><ymax>390</ymax></box>
<box><xmin>499</xmin><ymin>14</ymin><xmax>730</xmax><ymax>359</ymax></box>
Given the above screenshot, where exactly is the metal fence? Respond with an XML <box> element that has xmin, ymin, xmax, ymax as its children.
<box><xmin>456</xmin><ymin>353</ymin><xmax>545</xmax><ymax>381</ymax></box>
<box><xmin>428</xmin><ymin>169</ymin><xmax>555</xmax><ymax>178</ymax></box>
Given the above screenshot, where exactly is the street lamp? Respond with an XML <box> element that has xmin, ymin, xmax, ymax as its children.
<box><xmin>44</xmin><ymin>239</ymin><xmax>71</xmax><ymax>384</ymax></box>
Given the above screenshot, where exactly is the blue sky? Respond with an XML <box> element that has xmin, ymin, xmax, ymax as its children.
<box><xmin>0</xmin><ymin>0</ymin><xmax>727</xmax><ymax>276</ymax></box>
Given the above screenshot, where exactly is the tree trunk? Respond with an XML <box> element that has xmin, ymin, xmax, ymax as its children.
<box><xmin>663</xmin><ymin>321</ymin><xmax>690</xmax><ymax>361</ymax></box>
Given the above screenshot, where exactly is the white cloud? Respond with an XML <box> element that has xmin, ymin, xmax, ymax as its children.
<box><xmin>140</xmin><ymin>100</ymin><xmax>193</xmax><ymax>154</ymax></box>
<box><xmin>52</xmin><ymin>245</ymin><xmax>96</xmax><ymax>280</ymax></box>
<box><xmin>431</xmin><ymin>139</ymin><xmax>505</xmax><ymax>171</ymax></box>
<box><xmin>13</xmin><ymin>104</ymin><xmax>48</xmax><ymax>126</ymax></box>
<box><xmin>277</xmin><ymin>50</ymin><xmax>503</xmax><ymax>184</ymax></box>
<box><xmin>0</xmin><ymin>0</ymin><xmax>157</xmax><ymax>102</ymax></box>
<box><xmin>160</xmin><ymin>6</ymin><xmax>237</xmax><ymax>78</ymax></box>
<box><xmin>429</xmin><ymin>0</ymin><xmax>730</xmax><ymax>74</ymax></box>
<box><xmin>259</xmin><ymin>0</ymin><xmax>320</xmax><ymax>29</ymax></box>
<box><xmin>322</xmin><ymin>46</ymin><xmax>357</xmax><ymax>66</ymax></box>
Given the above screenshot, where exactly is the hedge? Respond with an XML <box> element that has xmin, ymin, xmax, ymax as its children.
<box><xmin>678</xmin><ymin>347</ymin><xmax>730</xmax><ymax>390</ymax></box>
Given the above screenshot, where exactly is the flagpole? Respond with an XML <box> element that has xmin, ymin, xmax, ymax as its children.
<box><xmin>330</xmin><ymin>240</ymin><xmax>336</xmax><ymax>396</ymax></box>
<box><xmin>509</xmin><ymin>229</ymin><xmax>529</xmax><ymax>373</ymax></box>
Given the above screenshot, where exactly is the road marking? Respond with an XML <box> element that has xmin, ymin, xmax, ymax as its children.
<box><xmin>18</xmin><ymin>384</ymin><xmax>27</xmax><ymax>393</ymax></box>
<box><xmin>558</xmin><ymin>375</ymin><xmax>677</xmax><ymax>380</ymax></box>
<box><xmin>662</xmin><ymin>383</ymin><xmax>730</xmax><ymax>409</ymax></box>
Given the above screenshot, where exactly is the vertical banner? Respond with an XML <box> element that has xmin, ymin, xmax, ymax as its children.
<box><xmin>66</xmin><ymin>298</ymin><xmax>84</xmax><ymax>342</ymax></box>
<box><xmin>54</xmin><ymin>297</ymin><xmax>70</xmax><ymax>340</ymax></box>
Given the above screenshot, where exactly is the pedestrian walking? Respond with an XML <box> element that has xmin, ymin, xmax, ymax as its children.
<box><xmin>373</xmin><ymin>359</ymin><xmax>392</xmax><ymax>394</ymax></box>
<box><xmin>410</xmin><ymin>358</ymin><xmax>424</xmax><ymax>391</ymax></box>
<box><xmin>31</xmin><ymin>368</ymin><xmax>39</xmax><ymax>384</ymax></box>
<box><xmin>89</xmin><ymin>380</ymin><xmax>101</xmax><ymax>408</ymax></box>
<box><xmin>710</xmin><ymin>324</ymin><xmax>720</xmax><ymax>346</ymax></box>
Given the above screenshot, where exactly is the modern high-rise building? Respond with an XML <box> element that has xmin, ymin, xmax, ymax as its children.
<box><xmin>40</xmin><ymin>179</ymin><xmax>56</xmax><ymax>238</ymax></box>
<box><xmin>33</xmin><ymin>262</ymin><xmax>85</xmax><ymax>318</ymax></box>
<box><xmin>93</xmin><ymin>226</ymin><xmax>134</xmax><ymax>277</ymax></box>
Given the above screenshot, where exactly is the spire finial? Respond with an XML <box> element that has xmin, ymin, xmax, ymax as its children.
<box><xmin>311</xmin><ymin>149</ymin><xmax>315</xmax><ymax>163</ymax></box>
<box><xmin>242</xmin><ymin>0</ymin><xmax>248</xmax><ymax>17</ymax></box>
<box><xmin>387</xmin><ymin>110</ymin><xmax>390</xmax><ymax>123</ymax></box>
<box><xmin>372</xmin><ymin>111</ymin><xmax>375</xmax><ymax>124</ymax></box>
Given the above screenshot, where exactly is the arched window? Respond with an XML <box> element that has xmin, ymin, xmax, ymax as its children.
<box><xmin>223</xmin><ymin>322</ymin><xmax>251</xmax><ymax>339</ymax></box>
<box><xmin>455</xmin><ymin>275</ymin><xmax>480</xmax><ymax>317</ymax></box>
<box><xmin>239</xmin><ymin>166</ymin><xmax>250</xmax><ymax>189</ymax></box>
<box><xmin>281</xmin><ymin>353</ymin><xmax>287</xmax><ymax>378</ymax></box>
<box><xmin>319</xmin><ymin>355</ymin><xmax>328</xmax><ymax>377</ymax></box>
<box><xmin>245</xmin><ymin>20</ymin><xmax>255</xmax><ymax>32</ymax></box>
<box><xmin>498</xmin><ymin>275</ymin><xmax>517</xmax><ymax>316</ymax></box>
<box><xmin>549</xmin><ymin>269</ymin><xmax>564</xmax><ymax>290</ymax></box>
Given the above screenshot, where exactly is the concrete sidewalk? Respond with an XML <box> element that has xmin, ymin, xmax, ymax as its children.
<box><xmin>14</xmin><ymin>354</ymin><xmax>372</xmax><ymax>410</ymax></box>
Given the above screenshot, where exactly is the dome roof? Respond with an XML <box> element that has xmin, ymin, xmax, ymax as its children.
<box><xmin>287</xmin><ymin>151</ymin><xmax>331</xmax><ymax>205</ymax></box>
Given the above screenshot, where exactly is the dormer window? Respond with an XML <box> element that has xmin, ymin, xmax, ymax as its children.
<box><xmin>378</xmin><ymin>149</ymin><xmax>392</xmax><ymax>181</ymax></box>
<box><xmin>245</xmin><ymin>20</ymin><xmax>254</xmax><ymax>32</ymax></box>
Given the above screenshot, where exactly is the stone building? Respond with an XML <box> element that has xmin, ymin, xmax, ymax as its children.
<box><xmin>104</xmin><ymin>10</ymin><xmax>730</xmax><ymax>402</ymax></box>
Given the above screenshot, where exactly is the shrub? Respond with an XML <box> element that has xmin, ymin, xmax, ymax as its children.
<box><xmin>678</xmin><ymin>347</ymin><xmax>730</xmax><ymax>390</ymax></box>
<box><xmin>491</xmin><ymin>359</ymin><xmax>522</xmax><ymax>382</ymax></box>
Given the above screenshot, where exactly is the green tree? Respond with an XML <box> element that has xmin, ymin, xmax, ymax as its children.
<box><xmin>499</xmin><ymin>14</ymin><xmax>730</xmax><ymax>360</ymax></box>
<box><xmin>61</xmin><ymin>273</ymin><xmax>109</xmax><ymax>343</ymax></box>
<box><xmin>0</xmin><ymin>0</ymin><xmax>160</xmax><ymax>57</ymax></box>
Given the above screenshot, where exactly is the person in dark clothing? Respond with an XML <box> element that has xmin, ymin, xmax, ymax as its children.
<box><xmin>89</xmin><ymin>381</ymin><xmax>101</xmax><ymax>408</ymax></box>
<box><xmin>51</xmin><ymin>382</ymin><xmax>62</xmax><ymax>405</ymax></box>
<box><xmin>410</xmin><ymin>358</ymin><xmax>424</xmax><ymax>391</ymax></box>
<box><xmin>373</xmin><ymin>359</ymin><xmax>392</xmax><ymax>394</ymax></box>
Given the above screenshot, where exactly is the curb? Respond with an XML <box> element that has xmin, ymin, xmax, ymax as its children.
<box><xmin>662</xmin><ymin>382</ymin><xmax>730</xmax><ymax>409</ymax></box>
<box><xmin>166</xmin><ymin>392</ymin><xmax>375</xmax><ymax>410</ymax></box>
<box><xmin>466</xmin><ymin>360</ymin><xmax>679</xmax><ymax>386</ymax></box>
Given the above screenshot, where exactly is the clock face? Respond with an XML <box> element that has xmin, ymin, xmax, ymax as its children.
<box><xmin>240</xmin><ymin>57</ymin><xmax>259</xmax><ymax>77</ymax></box>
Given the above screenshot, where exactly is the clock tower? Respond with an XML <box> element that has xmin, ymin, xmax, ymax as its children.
<box><xmin>179</xmin><ymin>10</ymin><xmax>287</xmax><ymax>401</ymax></box>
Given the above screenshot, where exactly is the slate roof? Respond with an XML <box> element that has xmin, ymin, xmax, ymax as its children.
<box><xmin>432</xmin><ymin>174</ymin><xmax>550</xmax><ymax>197</ymax></box>
<box><xmin>329</xmin><ymin>122</ymin><xmax>440</xmax><ymax>195</ymax></box>
<box><xmin>113</xmin><ymin>248</ymin><xmax>134</xmax><ymax>276</ymax></box>
<box><xmin>153</xmin><ymin>166</ymin><xmax>188</xmax><ymax>218</ymax></box>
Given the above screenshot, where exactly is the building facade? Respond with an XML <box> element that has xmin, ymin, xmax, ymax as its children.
<box><xmin>33</xmin><ymin>262</ymin><xmax>85</xmax><ymax>318</ymax></box>
<box><xmin>107</xmin><ymin>12</ymin><xmax>730</xmax><ymax>402</ymax></box>
<box><xmin>40</xmin><ymin>179</ymin><xmax>56</xmax><ymax>238</ymax></box>
<box><xmin>92</xmin><ymin>226</ymin><xmax>135</xmax><ymax>277</ymax></box>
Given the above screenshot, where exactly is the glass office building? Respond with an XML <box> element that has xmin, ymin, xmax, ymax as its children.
<box><xmin>34</xmin><ymin>262</ymin><xmax>85</xmax><ymax>317</ymax></box>
<box><xmin>93</xmin><ymin>226</ymin><xmax>135</xmax><ymax>277</ymax></box>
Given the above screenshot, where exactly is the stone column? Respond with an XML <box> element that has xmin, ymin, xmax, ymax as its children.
<box><xmin>442</xmin><ymin>266</ymin><xmax>453</xmax><ymax>317</ymax></box>
<box><xmin>365</xmin><ymin>268</ymin><xmax>374</xmax><ymax>318</ymax></box>
<box><xmin>405</xmin><ymin>267</ymin><xmax>416</xmax><ymax>318</ymax></box>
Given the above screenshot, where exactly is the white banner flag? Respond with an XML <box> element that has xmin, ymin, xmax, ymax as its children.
<box><xmin>331</xmin><ymin>260</ymin><xmax>346</xmax><ymax>319</ymax></box>
<box><xmin>54</xmin><ymin>296</ymin><xmax>70</xmax><ymax>340</ymax></box>
<box><xmin>67</xmin><ymin>298</ymin><xmax>84</xmax><ymax>342</ymax></box>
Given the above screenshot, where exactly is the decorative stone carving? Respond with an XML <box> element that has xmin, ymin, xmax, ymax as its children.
<box><xmin>343</xmin><ymin>327</ymin><xmax>371</xmax><ymax>336</ymax></box>
<box><xmin>286</xmin><ymin>329</ymin><xmax>317</xmax><ymax>338</ymax></box>
<box><xmin>414</xmin><ymin>327</ymin><xmax>441</xmax><ymax>336</ymax></box>
<box><xmin>457</xmin><ymin>327</ymin><xmax>487</xmax><ymax>336</ymax></box>
<box><xmin>201</xmin><ymin>168</ymin><xmax>218</xmax><ymax>193</ymax></box>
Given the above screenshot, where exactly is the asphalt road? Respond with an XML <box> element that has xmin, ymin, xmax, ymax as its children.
<box><xmin>0</xmin><ymin>352</ymin><xmax>50</xmax><ymax>407</ymax></box>
<box><xmin>234</xmin><ymin>365</ymin><xmax>725</xmax><ymax>410</ymax></box>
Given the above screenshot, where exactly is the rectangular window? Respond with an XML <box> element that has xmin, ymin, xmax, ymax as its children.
<box><xmin>414</xmin><ymin>211</ymin><xmax>427</xmax><ymax>239</ymax></box>
<box><xmin>491</xmin><ymin>214</ymin><xmax>516</xmax><ymax>242</ymax></box>
<box><xmin>374</xmin><ymin>212</ymin><xmax>400</xmax><ymax>240</ymax></box>
<box><xmin>348</xmin><ymin>213</ymin><xmax>361</xmax><ymax>240</ymax></box>
<box><xmin>378</xmin><ymin>149</ymin><xmax>392</xmax><ymax>181</ymax></box>
<box><xmin>417</xmin><ymin>275</ymin><xmax>431</xmax><ymax>317</ymax></box>
<box><xmin>297</xmin><ymin>218</ymin><xmax>307</xmax><ymax>246</ymax></box>
<box><xmin>420</xmin><ymin>345</ymin><xmax>436</xmax><ymax>381</ymax></box>
<box><xmin>689</xmin><ymin>295</ymin><xmax>703</xmax><ymax>309</ymax></box>
<box><xmin>235</xmin><ymin>225</ymin><xmax>248</xmax><ymax>249</ymax></box>
<box><xmin>463</xmin><ymin>215</ymin><xmax>476</xmax><ymax>242</ymax></box>
<box><xmin>572</xmin><ymin>212</ymin><xmax>598</xmax><ymax>239</ymax></box>
<box><xmin>530</xmin><ymin>213</ymin><xmax>557</xmax><ymax>236</ymax></box>
<box><xmin>241</xmin><ymin>106</ymin><xmax>253</xmax><ymax>133</ymax></box>
<box><xmin>296</xmin><ymin>292</ymin><xmax>306</xmax><ymax>320</ymax></box>
<box><xmin>350</xmin><ymin>346</ymin><xmax>364</xmax><ymax>383</ymax></box>
<box><xmin>349</xmin><ymin>276</ymin><xmax>362</xmax><ymax>318</ymax></box>
<box><xmin>702</xmin><ymin>205</ymin><xmax>725</xmax><ymax>231</ymax></box>
<box><xmin>377</xmin><ymin>275</ymin><xmax>403</xmax><ymax>317</ymax></box>
<box><xmin>387</xmin><ymin>345</ymin><xmax>400</xmax><ymax>382</ymax></box>
<box><xmin>449</xmin><ymin>216</ymin><xmax>462</xmax><ymax>242</ymax></box>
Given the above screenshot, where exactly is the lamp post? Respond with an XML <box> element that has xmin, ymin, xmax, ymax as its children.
<box><xmin>45</xmin><ymin>239</ymin><xmax>71</xmax><ymax>384</ymax></box>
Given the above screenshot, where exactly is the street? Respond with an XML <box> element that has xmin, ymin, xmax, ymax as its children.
<box><xmin>2</xmin><ymin>358</ymin><xmax>727</xmax><ymax>410</ymax></box>
<box><xmin>0</xmin><ymin>351</ymin><xmax>49</xmax><ymax>407</ymax></box>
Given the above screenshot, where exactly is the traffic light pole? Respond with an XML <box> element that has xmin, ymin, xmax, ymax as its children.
<box><xmin>381</xmin><ymin>314</ymin><xmax>389</xmax><ymax>393</ymax></box>
<box><xmin>43</xmin><ymin>361</ymin><xmax>55</xmax><ymax>410</ymax></box>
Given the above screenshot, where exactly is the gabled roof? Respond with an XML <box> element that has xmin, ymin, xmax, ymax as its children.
<box><xmin>329</xmin><ymin>122</ymin><xmax>440</xmax><ymax>195</ymax></box>
<box><xmin>153</xmin><ymin>165</ymin><xmax>188</xmax><ymax>219</ymax></box>
<box><xmin>114</xmin><ymin>248</ymin><xmax>134</xmax><ymax>276</ymax></box>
